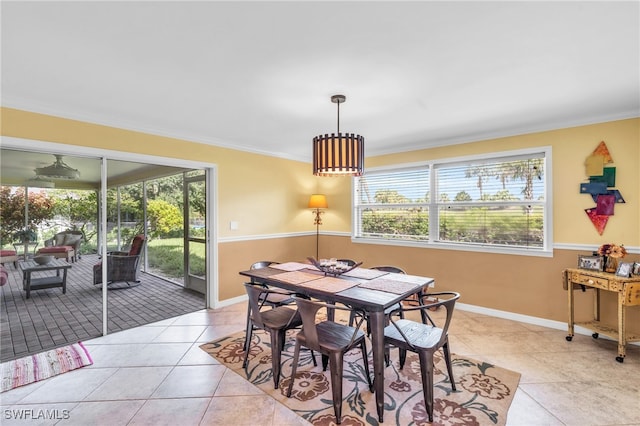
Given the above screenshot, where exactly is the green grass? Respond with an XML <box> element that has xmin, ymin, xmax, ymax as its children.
<box><xmin>146</xmin><ymin>238</ymin><xmax>205</xmax><ymax>278</ymax></box>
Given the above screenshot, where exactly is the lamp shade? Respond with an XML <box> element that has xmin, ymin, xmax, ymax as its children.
<box><xmin>312</xmin><ymin>133</ymin><xmax>364</xmax><ymax>176</ymax></box>
<box><xmin>308</xmin><ymin>194</ymin><xmax>328</xmax><ymax>209</ymax></box>
<box><xmin>312</xmin><ymin>94</ymin><xmax>365</xmax><ymax>177</ymax></box>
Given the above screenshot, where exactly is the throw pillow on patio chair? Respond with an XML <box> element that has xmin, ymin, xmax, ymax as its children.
<box><xmin>93</xmin><ymin>234</ymin><xmax>146</xmax><ymax>287</ymax></box>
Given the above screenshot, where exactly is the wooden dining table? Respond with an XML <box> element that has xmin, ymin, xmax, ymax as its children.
<box><xmin>239</xmin><ymin>261</ymin><xmax>435</xmax><ymax>422</ymax></box>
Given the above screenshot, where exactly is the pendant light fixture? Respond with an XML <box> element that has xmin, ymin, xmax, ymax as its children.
<box><xmin>312</xmin><ymin>94</ymin><xmax>364</xmax><ymax>176</ymax></box>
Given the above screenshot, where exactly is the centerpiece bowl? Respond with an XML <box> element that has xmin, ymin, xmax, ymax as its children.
<box><xmin>307</xmin><ymin>257</ymin><xmax>362</xmax><ymax>277</ymax></box>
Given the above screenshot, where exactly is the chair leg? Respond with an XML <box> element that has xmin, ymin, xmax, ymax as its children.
<box><xmin>322</xmin><ymin>354</ymin><xmax>329</xmax><ymax>371</ymax></box>
<box><xmin>270</xmin><ymin>329</ymin><xmax>286</xmax><ymax>389</ymax></box>
<box><xmin>399</xmin><ymin>348</ymin><xmax>407</xmax><ymax>369</ymax></box>
<box><xmin>359</xmin><ymin>340</ymin><xmax>373</xmax><ymax>392</ymax></box>
<box><xmin>243</xmin><ymin>305</ymin><xmax>253</xmax><ymax>353</ymax></box>
<box><xmin>418</xmin><ymin>351</ymin><xmax>435</xmax><ymax>423</ymax></box>
<box><xmin>286</xmin><ymin>342</ymin><xmax>302</xmax><ymax>397</ymax></box>
<box><xmin>442</xmin><ymin>339</ymin><xmax>456</xmax><ymax>391</ymax></box>
<box><xmin>242</xmin><ymin>322</ymin><xmax>254</xmax><ymax>369</ymax></box>
<box><xmin>329</xmin><ymin>352</ymin><xmax>344</xmax><ymax>424</ymax></box>
<box><xmin>348</xmin><ymin>310</ymin><xmax>356</xmax><ymax>327</ymax></box>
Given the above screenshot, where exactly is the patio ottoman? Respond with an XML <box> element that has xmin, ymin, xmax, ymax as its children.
<box><xmin>0</xmin><ymin>250</ymin><xmax>18</xmax><ymax>268</ymax></box>
<box><xmin>36</xmin><ymin>246</ymin><xmax>76</xmax><ymax>262</ymax></box>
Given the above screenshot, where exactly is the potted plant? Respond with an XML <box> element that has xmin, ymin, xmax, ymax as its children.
<box><xmin>13</xmin><ymin>228</ymin><xmax>37</xmax><ymax>243</ymax></box>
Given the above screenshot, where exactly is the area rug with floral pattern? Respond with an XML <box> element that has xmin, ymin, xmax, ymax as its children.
<box><xmin>200</xmin><ymin>329</ymin><xmax>520</xmax><ymax>426</ymax></box>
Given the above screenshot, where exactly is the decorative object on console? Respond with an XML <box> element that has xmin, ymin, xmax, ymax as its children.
<box><xmin>312</xmin><ymin>94</ymin><xmax>364</xmax><ymax>177</ymax></box>
<box><xmin>598</xmin><ymin>243</ymin><xmax>626</xmax><ymax>273</ymax></box>
<box><xmin>580</xmin><ymin>141</ymin><xmax>625</xmax><ymax>235</ymax></box>
<box><xmin>308</xmin><ymin>194</ymin><xmax>327</xmax><ymax>259</ymax></box>
<box><xmin>578</xmin><ymin>255</ymin><xmax>604</xmax><ymax>271</ymax></box>
<box><xmin>616</xmin><ymin>262</ymin><xmax>633</xmax><ymax>278</ymax></box>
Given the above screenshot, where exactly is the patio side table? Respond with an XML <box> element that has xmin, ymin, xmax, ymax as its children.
<box><xmin>18</xmin><ymin>259</ymin><xmax>72</xmax><ymax>299</ymax></box>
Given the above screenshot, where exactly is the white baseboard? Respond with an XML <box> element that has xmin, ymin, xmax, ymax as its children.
<box><xmin>456</xmin><ymin>302</ymin><xmax>640</xmax><ymax>347</ymax></box>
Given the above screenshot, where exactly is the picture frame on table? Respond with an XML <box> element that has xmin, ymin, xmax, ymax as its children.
<box><xmin>633</xmin><ymin>262</ymin><xmax>640</xmax><ymax>276</ymax></box>
<box><xmin>615</xmin><ymin>262</ymin><xmax>633</xmax><ymax>278</ymax></box>
<box><xmin>578</xmin><ymin>255</ymin><xmax>604</xmax><ymax>271</ymax></box>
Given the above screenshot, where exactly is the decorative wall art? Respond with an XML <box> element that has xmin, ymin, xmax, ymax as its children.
<box><xmin>580</xmin><ymin>141</ymin><xmax>625</xmax><ymax>235</ymax></box>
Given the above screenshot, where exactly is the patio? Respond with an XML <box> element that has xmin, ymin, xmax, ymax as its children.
<box><xmin>0</xmin><ymin>254</ymin><xmax>205</xmax><ymax>363</ymax></box>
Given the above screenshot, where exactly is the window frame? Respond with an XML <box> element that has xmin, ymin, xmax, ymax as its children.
<box><xmin>352</xmin><ymin>147</ymin><xmax>553</xmax><ymax>257</ymax></box>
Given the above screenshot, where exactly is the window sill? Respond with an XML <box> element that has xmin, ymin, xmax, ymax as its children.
<box><xmin>351</xmin><ymin>236</ymin><xmax>553</xmax><ymax>258</ymax></box>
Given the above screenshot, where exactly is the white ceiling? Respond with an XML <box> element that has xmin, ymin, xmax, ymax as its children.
<box><xmin>2</xmin><ymin>1</ymin><xmax>638</xmax><ymax>162</ymax></box>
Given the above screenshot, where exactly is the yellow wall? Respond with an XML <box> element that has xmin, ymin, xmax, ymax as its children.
<box><xmin>2</xmin><ymin>107</ymin><xmax>639</xmax><ymax>333</ymax></box>
<box><xmin>1</xmin><ymin>107</ymin><xmax>322</xmax><ymax>238</ymax></box>
<box><xmin>320</xmin><ymin>118</ymin><xmax>640</xmax><ymax>246</ymax></box>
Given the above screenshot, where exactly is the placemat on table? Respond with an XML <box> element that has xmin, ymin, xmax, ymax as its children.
<box><xmin>342</xmin><ymin>268</ymin><xmax>389</xmax><ymax>280</ymax></box>
<box><xmin>386</xmin><ymin>273</ymin><xmax>434</xmax><ymax>285</ymax></box>
<box><xmin>357</xmin><ymin>277</ymin><xmax>421</xmax><ymax>294</ymax></box>
<box><xmin>270</xmin><ymin>270</ymin><xmax>322</xmax><ymax>284</ymax></box>
<box><xmin>270</xmin><ymin>262</ymin><xmax>312</xmax><ymax>272</ymax></box>
<box><xmin>294</xmin><ymin>276</ymin><xmax>360</xmax><ymax>293</ymax></box>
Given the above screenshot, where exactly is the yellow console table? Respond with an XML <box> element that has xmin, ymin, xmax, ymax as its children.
<box><xmin>563</xmin><ymin>268</ymin><xmax>640</xmax><ymax>362</ymax></box>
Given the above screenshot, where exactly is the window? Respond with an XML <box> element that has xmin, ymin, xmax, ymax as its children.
<box><xmin>353</xmin><ymin>148</ymin><xmax>551</xmax><ymax>255</ymax></box>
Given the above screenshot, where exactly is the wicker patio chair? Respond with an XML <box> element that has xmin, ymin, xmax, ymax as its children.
<box><xmin>93</xmin><ymin>234</ymin><xmax>146</xmax><ymax>287</ymax></box>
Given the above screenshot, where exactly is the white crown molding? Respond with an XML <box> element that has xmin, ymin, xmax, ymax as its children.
<box><xmin>5</xmin><ymin>100</ymin><xmax>637</xmax><ymax>162</ymax></box>
<box><xmin>1</xmin><ymin>99</ymin><xmax>309</xmax><ymax>163</ymax></box>
<box><xmin>371</xmin><ymin>111</ymin><xmax>640</xmax><ymax>157</ymax></box>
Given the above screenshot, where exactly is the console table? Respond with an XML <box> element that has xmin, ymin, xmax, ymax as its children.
<box><xmin>563</xmin><ymin>268</ymin><xmax>640</xmax><ymax>362</ymax></box>
<box><xmin>19</xmin><ymin>259</ymin><xmax>72</xmax><ymax>299</ymax></box>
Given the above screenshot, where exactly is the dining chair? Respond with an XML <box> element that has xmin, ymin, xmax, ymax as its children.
<box><xmin>348</xmin><ymin>265</ymin><xmax>406</xmax><ymax>334</ymax></box>
<box><xmin>383</xmin><ymin>291</ymin><xmax>460</xmax><ymax>423</ymax></box>
<box><xmin>286</xmin><ymin>297</ymin><xmax>372</xmax><ymax>425</ymax></box>
<box><xmin>243</xmin><ymin>283</ymin><xmax>304</xmax><ymax>389</ymax></box>
<box><xmin>243</xmin><ymin>261</ymin><xmax>295</xmax><ymax>350</ymax></box>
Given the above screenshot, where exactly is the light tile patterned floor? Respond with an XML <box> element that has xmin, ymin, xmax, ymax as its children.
<box><xmin>0</xmin><ymin>302</ymin><xmax>638</xmax><ymax>425</ymax></box>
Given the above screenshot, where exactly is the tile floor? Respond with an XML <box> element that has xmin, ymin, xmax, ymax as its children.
<box><xmin>0</xmin><ymin>302</ymin><xmax>639</xmax><ymax>425</ymax></box>
<box><xmin>1</xmin><ymin>255</ymin><xmax>204</xmax><ymax>362</ymax></box>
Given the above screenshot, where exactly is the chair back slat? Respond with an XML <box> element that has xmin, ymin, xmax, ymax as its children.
<box><xmin>389</xmin><ymin>292</ymin><xmax>459</xmax><ymax>350</ymax></box>
<box><xmin>292</xmin><ymin>297</ymin><xmax>325</xmax><ymax>352</ymax></box>
<box><xmin>244</xmin><ymin>283</ymin><xmax>268</xmax><ymax>329</ymax></box>
<box><xmin>371</xmin><ymin>265</ymin><xmax>406</xmax><ymax>274</ymax></box>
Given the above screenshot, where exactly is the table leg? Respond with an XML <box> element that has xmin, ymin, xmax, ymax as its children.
<box><xmin>617</xmin><ymin>291</ymin><xmax>626</xmax><ymax>362</ymax></box>
<box><xmin>566</xmin><ymin>270</ymin><xmax>574</xmax><ymax>339</ymax></box>
<box><xmin>25</xmin><ymin>272</ymin><xmax>31</xmax><ymax>299</ymax></box>
<box><xmin>62</xmin><ymin>268</ymin><xmax>68</xmax><ymax>294</ymax></box>
<box><xmin>369</xmin><ymin>310</ymin><xmax>385</xmax><ymax>422</ymax></box>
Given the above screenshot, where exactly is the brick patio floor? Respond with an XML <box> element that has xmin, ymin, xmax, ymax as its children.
<box><xmin>0</xmin><ymin>254</ymin><xmax>205</xmax><ymax>362</ymax></box>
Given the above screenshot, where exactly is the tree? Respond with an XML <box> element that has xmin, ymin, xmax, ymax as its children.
<box><xmin>454</xmin><ymin>191</ymin><xmax>472</xmax><ymax>202</ymax></box>
<box><xmin>495</xmin><ymin>159</ymin><xmax>544</xmax><ymax>200</ymax></box>
<box><xmin>146</xmin><ymin>199</ymin><xmax>183</xmax><ymax>238</ymax></box>
<box><xmin>374</xmin><ymin>190</ymin><xmax>410</xmax><ymax>204</ymax></box>
<box><xmin>52</xmin><ymin>190</ymin><xmax>98</xmax><ymax>242</ymax></box>
<box><xmin>0</xmin><ymin>186</ymin><xmax>56</xmax><ymax>245</ymax></box>
<box><xmin>464</xmin><ymin>165</ymin><xmax>493</xmax><ymax>199</ymax></box>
